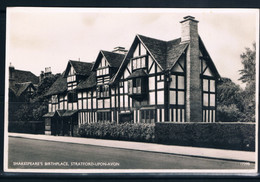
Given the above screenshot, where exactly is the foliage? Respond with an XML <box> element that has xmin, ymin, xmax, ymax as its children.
<box><xmin>216</xmin><ymin>42</ymin><xmax>256</xmax><ymax>122</ymax></box>
<box><xmin>217</xmin><ymin>104</ymin><xmax>242</xmax><ymax>122</ymax></box>
<box><xmin>216</xmin><ymin>78</ymin><xmax>245</xmax><ymax>122</ymax></box>
<box><xmin>239</xmin><ymin>42</ymin><xmax>256</xmax><ymax>122</ymax></box>
<box><xmin>78</xmin><ymin>123</ymin><xmax>155</xmax><ymax>143</ymax></box>
<box><xmin>9</xmin><ymin>74</ymin><xmax>59</xmax><ymax>121</ymax></box>
<box><xmin>239</xmin><ymin>42</ymin><xmax>256</xmax><ymax>85</ymax></box>
<box><xmin>155</xmin><ymin>122</ymin><xmax>255</xmax><ymax>151</ymax></box>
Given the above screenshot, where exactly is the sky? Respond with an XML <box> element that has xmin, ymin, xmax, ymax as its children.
<box><xmin>6</xmin><ymin>8</ymin><xmax>258</xmax><ymax>88</ymax></box>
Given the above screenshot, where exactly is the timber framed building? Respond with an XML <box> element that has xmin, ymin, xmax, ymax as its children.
<box><xmin>44</xmin><ymin>16</ymin><xmax>220</xmax><ymax>136</ymax></box>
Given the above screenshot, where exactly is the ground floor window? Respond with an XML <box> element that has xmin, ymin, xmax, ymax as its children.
<box><xmin>140</xmin><ymin>109</ymin><xmax>155</xmax><ymax>123</ymax></box>
<box><xmin>97</xmin><ymin>112</ymin><xmax>111</xmax><ymax>123</ymax></box>
<box><xmin>168</xmin><ymin>107</ymin><xmax>185</xmax><ymax>122</ymax></box>
<box><xmin>203</xmin><ymin>109</ymin><xmax>215</xmax><ymax>123</ymax></box>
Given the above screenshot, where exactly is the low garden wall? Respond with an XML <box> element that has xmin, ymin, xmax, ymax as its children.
<box><xmin>155</xmin><ymin>122</ymin><xmax>255</xmax><ymax>151</ymax></box>
<box><xmin>9</xmin><ymin>120</ymin><xmax>45</xmax><ymax>134</ymax></box>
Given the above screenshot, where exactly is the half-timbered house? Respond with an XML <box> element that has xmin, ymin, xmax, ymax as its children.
<box><xmin>43</xmin><ymin>16</ymin><xmax>220</xmax><ymax>136</ymax></box>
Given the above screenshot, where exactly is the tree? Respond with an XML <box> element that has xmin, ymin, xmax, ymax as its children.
<box><xmin>11</xmin><ymin>74</ymin><xmax>60</xmax><ymax>121</ymax></box>
<box><xmin>239</xmin><ymin>42</ymin><xmax>256</xmax><ymax>122</ymax></box>
<box><xmin>239</xmin><ymin>42</ymin><xmax>256</xmax><ymax>87</ymax></box>
<box><xmin>217</xmin><ymin>77</ymin><xmax>244</xmax><ymax>122</ymax></box>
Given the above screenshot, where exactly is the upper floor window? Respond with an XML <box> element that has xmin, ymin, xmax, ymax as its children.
<box><xmin>127</xmin><ymin>70</ymin><xmax>148</xmax><ymax>101</ymax></box>
<box><xmin>51</xmin><ymin>95</ymin><xmax>58</xmax><ymax>104</ymax></box>
<box><xmin>97</xmin><ymin>85</ymin><xmax>110</xmax><ymax>98</ymax></box>
<box><xmin>132</xmin><ymin>56</ymin><xmax>147</xmax><ymax>70</ymax></box>
<box><xmin>68</xmin><ymin>92</ymin><xmax>77</xmax><ymax>103</ymax></box>
<box><xmin>203</xmin><ymin>78</ymin><xmax>216</xmax><ymax>107</ymax></box>
<box><xmin>67</xmin><ymin>66</ymin><xmax>76</xmax><ymax>83</ymax></box>
<box><xmin>97</xmin><ymin>67</ymin><xmax>109</xmax><ymax>76</ymax></box>
<box><xmin>67</xmin><ymin>75</ymin><xmax>76</xmax><ymax>83</ymax></box>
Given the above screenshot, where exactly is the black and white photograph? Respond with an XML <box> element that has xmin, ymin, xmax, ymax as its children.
<box><xmin>4</xmin><ymin>8</ymin><xmax>259</xmax><ymax>173</ymax></box>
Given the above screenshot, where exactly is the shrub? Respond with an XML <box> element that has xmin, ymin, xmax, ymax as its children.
<box><xmin>78</xmin><ymin>122</ymin><xmax>155</xmax><ymax>143</ymax></box>
<box><xmin>217</xmin><ymin>104</ymin><xmax>242</xmax><ymax>122</ymax></box>
<box><xmin>155</xmin><ymin>122</ymin><xmax>255</xmax><ymax>151</ymax></box>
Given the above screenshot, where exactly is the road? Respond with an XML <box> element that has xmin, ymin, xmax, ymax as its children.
<box><xmin>8</xmin><ymin>137</ymin><xmax>254</xmax><ymax>169</ymax></box>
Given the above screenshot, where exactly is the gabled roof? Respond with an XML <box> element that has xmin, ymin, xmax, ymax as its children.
<box><xmin>76</xmin><ymin>72</ymin><xmax>96</xmax><ymax>90</ymax></box>
<box><xmin>102</xmin><ymin>51</ymin><xmax>126</xmax><ymax>68</ymax></box>
<box><xmin>110</xmin><ymin>34</ymin><xmax>189</xmax><ymax>84</ymax></box>
<box><xmin>64</xmin><ymin>60</ymin><xmax>93</xmax><ymax>77</ymax></box>
<box><xmin>199</xmin><ymin>36</ymin><xmax>220</xmax><ymax>79</ymax></box>
<box><xmin>44</xmin><ymin>75</ymin><xmax>67</xmax><ymax>96</ymax></box>
<box><xmin>12</xmin><ymin>69</ymin><xmax>39</xmax><ymax>84</ymax></box>
<box><xmin>166</xmin><ymin>39</ymin><xmax>189</xmax><ymax>70</ymax></box>
<box><xmin>92</xmin><ymin>50</ymin><xmax>125</xmax><ymax>71</ymax></box>
<box><xmin>9</xmin><ymin>82</ymin><xmax>36</xmax><ymax>97</ymax></box>
<box><xmin>15</xmin><ymin>82</ymin><xmax>35</xmax><ymax>96</ymax></box>
<box><xmin>137</xmin><ymin>34</ymin><xmax>167</xmax><ymax>70</ymax></box>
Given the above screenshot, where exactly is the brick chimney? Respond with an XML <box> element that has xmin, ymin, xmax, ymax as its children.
<box><xmin>180</xmin><ymin>16</ymin><xmax>202</xmax><ymax>122</ymax></box>
<box><xmin>112</xmin><ymin>46</ymin><xmax>128</xmax><ymax>54</ymax></box>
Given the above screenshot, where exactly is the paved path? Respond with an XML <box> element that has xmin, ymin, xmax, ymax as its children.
<box><xmin>8</xmin><ymin>133</ymin><xmax>256</xmax><ymax>162</ymax></box>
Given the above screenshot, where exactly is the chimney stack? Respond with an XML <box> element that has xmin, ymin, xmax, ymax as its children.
<box><xmin>180</xmin><ymin>16</ymin><xmax>202</xmax><ymax>122</ymax></box>
<box><xmin>112</xmin><ymin>46</ymin><xmax>128</xmax><ymax>54</ymax></box>
<box><xmin>180</xmin><ymin>15</ymin><xmax>199</xmax><ymax>43</ymax></box>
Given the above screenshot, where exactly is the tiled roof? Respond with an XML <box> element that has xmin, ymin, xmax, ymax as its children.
<box><xmin>110</xmin><ymin>34</ymin><xmax>189</xmax><ymax>84</ymax></box>
<box><xmin>44</xmin><ymin>75</ymin><xmax>67</xmax><ymax>96</ymax></box>
<box><xmin>127</xmin><ymin>69</ymin><xmax>148</xmax><ymax>79</ymax></box>
<box><xmin>15</xmin><ymin>82</ymin><xmax>34</xmax><ymax>96</ymax></box>
<box><xmin>101</xmin><ymin>50</ymin><xmax>125</xmax><ymax>68</ymax></box>
<box><xmin>92</xmin><ymin>50</ymin><xmax>125</xmax><ymax>71</ymax></box>
<box><xmin>166</xmin><ymin>39</ymin><xmax>189</xmax><ymax>70</ymax></box>
<box><xmin>138</xmin><ymin>35</ymin><xmax>189</xmax><ymax>70</ymax></box>
<box><xmin>9</xmin><ymin>82</ymin><xmax>35</xmax><ymax>97</ymax></box>
<box><xmin>12</xmin><ymin>69</ymin><xmax>39</xmax><ymax>84</ymax></box>
<box><xmin>76</xmin><ymin>72</ymin><xmax>96</xmax><ymax>90</ymax></box>
<box><xmin>42</xmin><ymin>112</ymin><xmax>56</xmax><ymax>117</ymax></box>
<box><xmin>63</xmin><ymin>110</ymin><xmax>78</xmax><ymax>117</ymax></box>
<box><xmin>138</xmin><ymin>35</ymin><xmax>167</xmax><ymax>70</ymax></box>
<box><xmin>69</xmin><ymin>60</ymin><xmax>94</xmax><ymax>76</ymax></box>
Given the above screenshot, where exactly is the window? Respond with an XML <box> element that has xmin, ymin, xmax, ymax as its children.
<box><xmin>97</xmin><ymin>85</ymin><xmax>110</xmax><ymax>98</ymax></box>
<box><xmin>97</xmin><ymin>67</ymin><xmax>109</xmax><ymax>76</ymax></box>
<box><xmin>51</xmin><ymin>95</ymin><xmax>58</xmax><ymax>104</ymax></box>
<box><xmin>157</xmin><ymin>75</ymin><xmax>164</xmax><ymax>81</ymax></box>
<box><xmin>128</xmin><ymin>76</ymin><xmax>148</xmax><ymax>101</ymax></box>
<box><xmin>132</xmin><ymin>56</ymin><xmax>147</xmax><ymax>70</ymax></box>
<box><xmin>202</xmin><ymin>78</ymin><xmax>216</xmax><ymax>123</ymax></box>
<box><xmin>202</xmin><ymin>78</ymin><xmax>216</xmax><ymax>107</ymax></box>
<box><xmin>141</xmin><ymin>110</ymin><xmax>155</xmax><ymax>123</ymax></box>
<box><xmin>169</xmin><ymin>74</ymin><xmax>185</xmax><ymax>106</ymax></box>
<box><xmin>97</xmin><ymin>112</ymin><xmax>111</xmax><ymax>123</ymax></box>
<box><xmin>68</xmin><ymin>93</ymin><xmax>77</xmax><ymax>103</ymax></box>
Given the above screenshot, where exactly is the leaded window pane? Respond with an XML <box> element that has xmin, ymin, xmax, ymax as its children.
<box><xmin>203</xmin><ymin>93</ymin><xmax>209</xmax><ymax>106</ymax></box>
<box><xmin>210</xmin><ymin>80</ymin><xmax>215</xmax><ymax>92</ymax></box>
<box><xmin>203</xmin><ymin>79</ymin><xmax>208</xmax><ymax>91</ymax></box>
<box><xmin>178</xmin><ymin>91</ymin><xmax>185</xmax><ymax>105</ymax></box>
<box><xmin>210</xmin><ymin>94</ymin><xmax>215</xmax><ymax>106</ymax></box>
<box><xmin>178</xmin><ymin>76</ymin><xmax>185</xmax><ymax>89</ymax></box>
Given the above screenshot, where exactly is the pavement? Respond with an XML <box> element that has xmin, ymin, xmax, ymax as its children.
<box><xmin>8</xmin><ymin>132</ymin><xmax>256</xmax><ymax>163</ymax></box>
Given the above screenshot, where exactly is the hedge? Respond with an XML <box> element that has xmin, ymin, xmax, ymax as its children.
<box><xmin>9</xmin><ymin>120</ymin><xmax>45</xmax><ymax>134</ymax></box>
<box><xmin>155</xmin><ymin>122</ymin><xmax>255</xmax><ymax>151</ymax></box>
<box><xmin>78</xmin><ymin>123</ymin><xmax>155</xmax><ymax>143</ymax></box>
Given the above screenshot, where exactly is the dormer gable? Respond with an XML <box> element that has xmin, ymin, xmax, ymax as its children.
<box><xmin>64</xmin><ymin>60</ymin><xmax>94</xmax><ymax>91</ymax></box>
